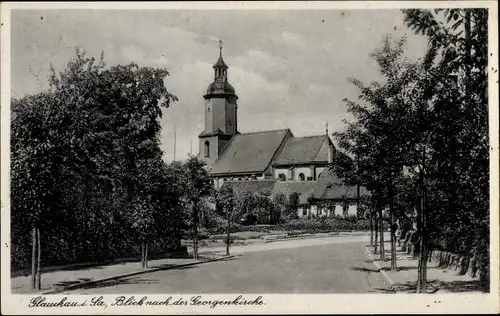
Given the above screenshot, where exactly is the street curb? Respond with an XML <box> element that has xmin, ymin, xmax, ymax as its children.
<box><xmin>40</xmin><ymin>255</ymin><xmax>234</xmax><ymax>295</ymax></box>
<box><xmin>364</xmin><ymin>246</ymin><xmax>395</xmax><ymax>287</ymax></box>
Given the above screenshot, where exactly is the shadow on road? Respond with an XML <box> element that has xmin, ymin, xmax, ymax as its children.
<box><xmin>379</xmin><ymin>266</ymin><xmax>418</xmax><ymax>272</ymax></box>
<box><xmin>391</xmin><ymin>279</ymin><xmax>485</xmax><ymax>293</ymax></box>
<box><xmin>63</xmin><ymin>256</ymin><xmax>239</xmax><ymax>292</ymax></box>
<box><xmin>54</xmin><ymin>278</ymin><xmax>93</xmax><ymax>287</ymax></box>
<box><xmin>73</xmin><ymin>266</ymin><xmax>198</xmax><ymax>291</ymax></box>
<box><xmin>351</xmin><ymin>266</ymin><xmax>380</xmax><ymax>273</ymax></box>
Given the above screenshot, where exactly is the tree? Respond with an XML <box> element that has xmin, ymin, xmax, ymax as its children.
<box><xmin>217</xmin><ymin>185</ymin><xmax>235</xmax><ymax>255</ymax></box>
<box><xmin>273</xmin><ymin>193</ymin><xmax>288</xmax><ymax>221</ymax></box>
<box><xmin>11</xmin><ymin>49</ymin><xmax>179</xmax><ymax>284</ymax></box>
<box><xmin>182</xmin><ymin>156</ymin><xmax>213</xmax><ymax>260</ymax></box>
<box><xmin>402</xmin><ymin>8</ymin><xmax>489</xmax><ymax>292</ymax></box>
<box><xmin>287</xmin><ymin>192</ymin><xmax>300</xmax><ymax>220</ymax></box>
<box><xmin>335</xmin><ymin>35</ymin><xmax>428</xmax><ymax>269</ymax></box>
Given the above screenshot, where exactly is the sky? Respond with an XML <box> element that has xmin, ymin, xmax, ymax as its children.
<box><xmin>11</xmin><ymin>9</ymin><xmax>430</xmax><ymax>162</ymax></box>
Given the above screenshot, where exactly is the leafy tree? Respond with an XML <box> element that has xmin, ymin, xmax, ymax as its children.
<box><xmin>11</xmin><ymin>49</ymin><xmax>179</xmax><ymax>286</ymax></box>
<box><xmin>287</xmin><ymin>192</ymin><xmax>300</xmax><ymax>220</ymax></box>
<box><xmin>402</xmin><ymin>8</ymin><xmax>489</xmax><ymax>292</ymax></box>
<box><xmin>182</xmin><ymin>156</ymin><xmax>213</xmax><ymax>259</ymax></box>
<box><xmin>216</xmin><ymin>185</ymin><xmax>235</xmax><ymax>255</ymax></box>
<box><xmin>273</xmin><ymin>193</ymin><xmax>288</xmax><ymax>222</ymax></box>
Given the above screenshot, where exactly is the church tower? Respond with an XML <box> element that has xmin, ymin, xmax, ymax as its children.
<box><xmin>198</xmin><ymin>41</ymin><xmax>239</xmax><ymax>168</ymax></box>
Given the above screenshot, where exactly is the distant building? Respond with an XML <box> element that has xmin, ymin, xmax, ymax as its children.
<box><xmin>198</xmin><ymin>45</ymin><xmax>368</xmax><ymax>218</ymax></box>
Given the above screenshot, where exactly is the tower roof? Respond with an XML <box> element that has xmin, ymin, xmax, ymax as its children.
<box><xmin>205</xmin><ymin>40</ymin><xmax>237</xmax><ymax>98</ymax></box>
<box><xmin>206</xmin><ymin>81</ymin><xmax>236</xmax><ymax>96</ymax></box>
<box><xmin>213</xmin><ymin>55</ymin><xmax>228</xmax><ymax>69</ymax></box>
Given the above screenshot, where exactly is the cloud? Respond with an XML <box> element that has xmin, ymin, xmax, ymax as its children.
<box><xmin>11</xmin><ymin>9</ymin><xmax>430</xmax><ymax>162</ymax></box>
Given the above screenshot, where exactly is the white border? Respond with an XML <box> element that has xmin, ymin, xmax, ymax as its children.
<box><xmin>1</xmin><ymin>1</ymin><xmax>499</xmax><ymax>315</ymax></box>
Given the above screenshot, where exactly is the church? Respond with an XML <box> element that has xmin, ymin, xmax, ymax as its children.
<box><xmin>197</xmin><ymin>45</ymin><xmax>366</xmax><ymax>218</ymax></box>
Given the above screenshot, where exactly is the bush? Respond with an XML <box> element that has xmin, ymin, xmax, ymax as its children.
<box><xmin>277</xmin><ymin>218</ymin><xmax>370</xmax><ymax>233</ymax></box>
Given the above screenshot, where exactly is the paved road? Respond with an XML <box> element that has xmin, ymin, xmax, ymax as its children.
<box><xmin>67</xmin><ymin>239</ymin><xmax>390</xmax><ymax>294</ymax></box>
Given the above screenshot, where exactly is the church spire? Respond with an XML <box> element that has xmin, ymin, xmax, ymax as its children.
<box><xmin>213</xmin><ymin>40</ymin><xmax>228</xmax><ymax>81</ymax></box>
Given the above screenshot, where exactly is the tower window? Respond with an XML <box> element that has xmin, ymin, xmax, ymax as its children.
<box><xmin>208</xmin><ymin>107</ymin><xmax>211</xmax><ymax>113</ymax></box>
<box><xmin>298</xmin><ymin>173</ymin><xmax>305</xmax><ymax>181</ymax></box>
<box><xmin>204</xmin><ymin>141</ymin><xmax>210</xmax><ymax>157</ymax></box>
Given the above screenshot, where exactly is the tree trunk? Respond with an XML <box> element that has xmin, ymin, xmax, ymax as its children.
<box><xmin>379</xmin><ymin>207</ymin><xmax>385</xmax><ymax>261</ymax></box>
<box><xmin>145</xmin><ymin>242</ymin><xmax>149</xmax><ymax>269</ymax></box>
<box><xmin>141</xmin><ymin>241</ymin><xmax>145</xmax><ymax>268</ymax></box>
<box><xmin>369</xmin><ymin>211</ymin><xmax>374</xmax><ymax>247</ymax></box>
<box><xmin>226</xmin><ymin>207</ymin><xmax>231</xmax><ymax>256</ymax></box>
<box><xmin>193</xmin><ymin>204</ymin><xmax>199</xmax><ymax>260</ymax></box>
<box><xmin>193</xmin><ymin>226</ymin><xmax>198</xmax><ymax>260</ymax></box>
<box><xmin>31</xmin><ymin>227</ymin><xmax>37</xmax><ymax>291</ymax></box>
<box><xmin>36</xmin><ymin>228</ymin><xmax>41</xmax><ymax>290</ymax></box>
<box><xmin>390</xmin><ymin>205</ymin><xmax>397</xmax><ymax>271</ymax></box>
<box><xmin>389</xmin><ymin>185</ymin><xmax>397</xmax><ymax>271</ymax></box>
<box><xmin>374</xmin><ymin>210</ymin><xmax>379</xmax><ymax>254</ymax></box>
<box><xmin>417</xmin><ymin>167</ymin><xmax>427</xmax><ymax>293</ymax></box>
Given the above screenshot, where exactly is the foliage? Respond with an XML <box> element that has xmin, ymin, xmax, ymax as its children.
<box><xmin>332</xmin><ymin>8</ymin><xmax>489</xmax><ymax>290</ymax></box>
<box><xmin>286</xmin><ymin>192</ymin><xmax>300</xmax><ymax>220</ymax></box>
<box><xmin>402</xmin><ymin>8</ymin><xmax>489</xmax><ymax>289</ymax></box>
<box><xmin>277</xmin><ymin>218</ymin><xmax>371</xmax><ymax>232</ymax></box>
<box><xmin>11</xmin><ymin>49</ymin><xmax>182</xmax><ymax>270</ymax></box>
<box><xmin>232</xmin><ymin>192</ymin><xmax>282</xmax><ymax>225</ymax></box>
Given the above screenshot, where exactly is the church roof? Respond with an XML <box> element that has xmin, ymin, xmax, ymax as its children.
<box><xmin>311</xmin><ymin>167</ymin><xmax>370</xmax><ymax>200</ymax></box>
<box><xmin>199</xmin><ymin>128</ymin><xmax>235</xmax><ymax>138</ymax></box>
<box><xmin>271</xmin><ymin>181</ymin><xmax>317</xmax><ymax>205</ymax></box>
<box><xmin>210</xmin><ymin>129</ymin><xmax>291</xmax><ymax>176</ymax></box>
<box><xmin>273</xmin><ymin>135</ymin><xmax>331</xmax><ymax>166</ymax></box>
<box><xmin>221</xmin><ymin>180</ymin><xmax>276</xmax><ymax>198</ymax></box>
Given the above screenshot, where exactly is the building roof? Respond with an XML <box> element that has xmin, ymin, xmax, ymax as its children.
<box><xmin>199</xmin><ymin>128</ymin><xmax>234</xmax><ymax>138</ymax></box>
<box><xmin>221</xmin><ymin>180</ymin><xmax>276</xmax><ymax>198</ymax></box>
<box><xmin>210</xmin><ymin>129</ymin><xmax>291</xmax><ymax>175</ymax></box>
<box><xmin>271</xmin><ymin>181</ymin><xmax>317</xmax><ymax>205</ymax></box>
<box><xmin>311</xmin><ymin>167</ymin><xmax>370</xmax><ymax>200</ymax></box>
<box><xmin>273</xmin><ymin>135</ymin><xmax>331</xmax><ymax>166</ymax></box>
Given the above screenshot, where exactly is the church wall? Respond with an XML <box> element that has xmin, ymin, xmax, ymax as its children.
<box><xmin>225</xmin><ymin>100</ymin><xmax>237</xmax><ymax>135</ymax></box>
<box><xmin>198</xmin><ymin>136</ymin><xmax>219</xmax><ymax>167</ymax></box>
<box><xmin>274</xmin><ymin>168</ymin><xmax>292</xmax><ymax>180</ymax></box>
<box><xmin>334</xmin><ymin>204</ymin><xmax>343</xmax><ymax>216</ymax></box>
<box><xmin>348</xmin><ymin>205</ymin><xmax>358</xmax><ymax>216</ymax></box>
<box><xmin>213</xmin><ymin>174</ymin><xmax>266</xmax><ymax>190</ymax></box>
<box><xmin>294</xmin><ymin>167</ymin><xmax>313</xmax><ymax>181</ymax></box>
<box><xmin>211</xmin><ymin>98</ymin><xmax>228</xmax><ymax>133</ymax></box>
<box><xmin>316</xmin><ymin>167</ymin><xmax>326</xmax><ymax>178</ymax></box>
<box><xmin>205</xmin><ymin>99</ymin><xmax>213</xmax><ymax>132</ymax></box>
<box><xmin>298</xmin><ymin>202</ymin><xmax>358</xmax><ymax>219</ymax></box>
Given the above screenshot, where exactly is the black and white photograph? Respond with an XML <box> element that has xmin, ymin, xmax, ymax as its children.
<box><xmin>1</xmin><ymin>1</ymin><xmax>498</xmax><ymax>314</ymax></box>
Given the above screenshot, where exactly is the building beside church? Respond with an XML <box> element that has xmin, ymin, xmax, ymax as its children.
<box><xmin>198</xmin><ymin>45</ymin><xmax>367</xmax><ymax>218</ymax></box>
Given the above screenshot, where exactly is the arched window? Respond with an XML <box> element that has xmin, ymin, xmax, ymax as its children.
<box><xmin>278</xmin><ymin>173</ymin><xmax>286</xmax><ymax>181</ymax></box>
<box><xmin>204</xmin><ymin>141</ymin><xmax>210</xmax><ymax>157</ymax></box>
<box><xmin>298</xmin><ymin>173</ymin><xmax>305</xmax><ymax>181</ymax></box>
